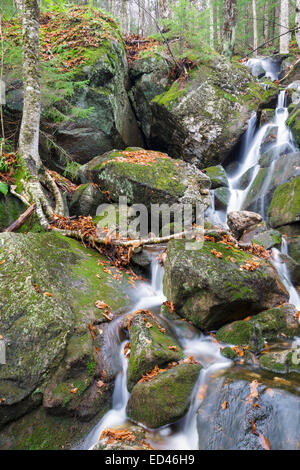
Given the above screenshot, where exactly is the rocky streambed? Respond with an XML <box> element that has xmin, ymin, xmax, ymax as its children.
<box><xmin>1</xmin><ymin>16</ymin><xmax>300</xmax><ymax>449</ymax></box>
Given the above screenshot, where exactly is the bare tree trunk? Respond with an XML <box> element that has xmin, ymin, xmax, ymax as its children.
<box><xmin>120</xmin><ymin>0</ymin><xmax>128</xmax><ymax>34</ymax></box>
<box><xmin>18</xmin><ymin>0</ymin><xmax>64</xmax><ymax>227</ymax></box>
<box><xmin>19</xmin><ymin>0</ymin><xmax>42</xmax><ymax>176</ymax></box>
<box><xmin>252</xmin><ymin>0</ymin><xmax>258</xmax><ymax>55</ymax></box>
<box><xmin>280</xmin><ymin>0</ymin><xmax>290</xmax><ymax>53</ymax></box>
<box><xmin>138</xmin><ymin>0</ymin><xmax>145</xmax><ymax>36</ymax></box>
<box><xmin>223</xmin><ymin>0</ymin><xmax>237</xmax><ymax>59</ymax></box>
<box><xmin>207</xmin><ymin>0</ymin><xmax>214</xmax><ymax>48</ymax></box>
<box><xmin>296</xmin><ymin>0</ymin><xmax>300</xmax><ymax>49</ymax></box>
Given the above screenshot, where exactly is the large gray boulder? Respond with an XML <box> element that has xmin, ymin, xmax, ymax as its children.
<box><xmin>4</xmin><ymin>11</ymin><xmax>143</xmax><ymax>171</ymax></box>
<box><xmin>129</xmin><ymin>55</ymin><xmax>277</xmax><ymax>168</ymax></box>
<box><xmin>127</xmin><ymin>363</ymin><xmax>201</xmax><ymax>428</ymax></box>
<box><xmin>163</xmin><ymin>239</ymin><xmax>288</xmax><ymax>331</ymax></box>
<box><xmin>80</xmin><ymin>148</ymin><xmax>211</xmax><ymax>213</ymax></box>
<box><xmin>227</xmin><ymin>211</ymin><xmax>263</xmax><ymax>239</ymax></box>
<box><xmin>0</xmin><ymin>232</ymin><xmax>134</xmax><ymax>448</ymax></box>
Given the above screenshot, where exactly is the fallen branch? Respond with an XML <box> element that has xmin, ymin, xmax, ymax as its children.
<box><xmin>242</xmin><ymin>26</ymin><xmax>300</xmax><ymax>59</ymax></box>
<box><xmin>279</xmin><ymin>57</ymin><xmax>300</xmax><ymax>83</ymax></box>
<box><xmin>4</xmin><ymin>203</ymin><xmax>36</xmax><ymax>232</ymax></box>
<box><xmin>51</xmin><ymin>227</ymin><xmax>230</xmax><ymax>248</ymax></box>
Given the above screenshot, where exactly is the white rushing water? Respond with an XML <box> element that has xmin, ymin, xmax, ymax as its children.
<box><xmin>272</xmin><ymin>246</ymin><xmax>300</xmax><ymax>310</ymax></box>
<box><xmin>77</xmin><ymin>247</ymin><xmax>231</xmax><ymax>451</ymax></box>
<box><xmin>227</xmin><ymin>90</ymin><xmax>296</xmax><ymax>215</ymax></box>
<box><xmin>246</xmin><ymin>57</ymin><xmax>281</xmax><ymax>81</ymax></box>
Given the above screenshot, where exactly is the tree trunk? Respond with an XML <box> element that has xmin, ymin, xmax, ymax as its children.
<box><xmin>280</xmin><ymin>0</ymin><xmax>290</xmax><ymax>53</ymax></box>
<box><xmin>223</xmin><ymin>0</ymin><xmax>237</xmax><ymax>59</ymax></box>
<box><xmin>207</xmin><ymin>0</ymin><xmax>214</xmax><ymax>48</ymax></box>
<box><xmin>296</xmin><ymin>0</ymin><xmax>300</xmax><ymax>49</ymax></box>
<box><xmin>17</xmin><ymin>0</ymin><xmax>64</xmax><ymax>228</ymax></box>
<box><xmin>19</xmin><ymin>0</ymin><xmax>42</xmax><ymax>176</ymax></box>
<box><xmin>252</xmin><ymin>0</ymin><xmax>258</xmax><ymax>55</ymax></box>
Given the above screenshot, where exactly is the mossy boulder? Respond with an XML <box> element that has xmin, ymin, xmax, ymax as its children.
<box><xmin>287</xmin><ymin>100</ymin><xmax>300</xmax><ymax>146</ymax></box>
<box><xmin>259</xmin><ymin>348</ymin><xmax>300</xmax><ymax>375</ymax></box>
<box><xmin>127</xmin><ymin>312</ymin><xmax>184</xmax><ymax>391</ymax></box>
<box><xmin>214</xmin><ymin>187</ymin><xmax>231</xmax><ymax>211</ymax></box>
<box><xmin>4</xmin><ymin>6</ymin><xmax>143</xmax><ymax>170</ymax></box>
<box><xmin>0</xmin><ymin>232</ymin><xmax>134</xmax><ymax>444</ymax></box>
<box><xmin>81</xmin><ymin>148</ymin><xmax>211</xmax><ymax>213</ymax></box>
<box><xmin>126</xmin><ymin>363</ymin><xmax>201</xmax><ymax>428</ymax></box>
<box><xmin>216</xmin><ymin>304</ymin><xmax>300</xmax><ymax>351</ymax></box>
<box><xmin>130</xmin><ymin>53</ymin><xmax>277</xmax><ymax>168</ymax></box>
<box><xmin>94</xmin><ymin>424</ymin><xmax>151</xmax><ymax>450</ymax></box>
<box><xmin>240</xmin><ymin>224</ymin><xmax>282</xmax><ymax>250</ymax></box>
<box><xmin>0</xmin><ymin>193</ymin><xmax>26</xmax><ymax>231</ymax></box>
<box><xmin>204</xmin><ymin>165</ymin><xmax>229</xmax><ymax>189</ymax></box>
<box><xmin>163</xmin><ymin>239</ymin><xmax>288</xmax><ymax>331</ymax></box>
<box><xmin>268</xmin><ymin>176</ymin><xmax>300</xmax><ymax>228</ymax></box>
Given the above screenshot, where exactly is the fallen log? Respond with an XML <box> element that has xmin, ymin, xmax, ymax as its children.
<box><xmin>4</xmin><ymin>203</ymin><xmax>36</xmax><ymax>233</ymax></box>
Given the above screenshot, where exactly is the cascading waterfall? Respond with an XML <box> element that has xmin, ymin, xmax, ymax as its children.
<box><xmin>271</xmin><ymin>246</ymin><xmax>300</xmax><ymax>310</ymax></box>
<box><xmin>227</xmin><ymin>90</ymin><xmax>296</xmax><ymax>215</ymax></box>
<box><xmin>77</xmin><ymin>247</ymin><xmax>231</xmax><ymax>451</ymax></box>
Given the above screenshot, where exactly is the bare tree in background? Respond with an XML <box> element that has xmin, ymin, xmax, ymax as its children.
<box><xmin>280</xmin><ymin>0</ymin><xmax>290</xmax><ymax>53</ymax></box>
<box><xmin>296</xmin><ymin>0</ymin><xmax>300</xmax><ymax>49</ymax></box>
<box><xmin>252</xmin><ymin>0</ymin><xmax>258</xmax><ymax>56</ymax></box>
<box><xmin>223</xmin><ymin>0</ymin><xmax>237</xmax><ymax>59</ymax></box>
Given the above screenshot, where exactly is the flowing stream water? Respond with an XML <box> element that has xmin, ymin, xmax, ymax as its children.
<box><xmin>78</xmin><ymin>88</ymin><xmax>300</xmax><ymax>450</ymax></box>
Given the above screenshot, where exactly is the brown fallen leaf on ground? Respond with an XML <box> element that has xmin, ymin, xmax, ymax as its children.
<box><xmin>44</xmin><ymin>292</ymin><xmax>52</xmax><ymax>297</ymax></box>
<box><xmin>168</xmin><ymin>345</ymin><xmax>179</xmax><ymax>352</ymax></box>
<box><xmin>100</xmin><ymin>428</ymin><xmax>136</xmax><ymax>445</ymax></box>
<box><xmin>221</xmin><ymin>401</ymin><xmax>228</xmax><ymax>410</ymax></box>
<box><xmin>251</xmin><ymin>419</ymin><xmax>256</xmax><ymax>434</ymax></box>
<box><xmin>211</xmin><ymin>249</ymin><xmax>223</xmax><ymax>259</ymax></box>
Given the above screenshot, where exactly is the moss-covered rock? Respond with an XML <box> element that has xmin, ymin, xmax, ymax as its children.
<box><xmin>0</xmin><ymin>232</ymin><xmax>134</xmax><ymax>444</ymax></box>
<box><xmin>268</xmin><ymin>176</ymin><xmax>300</xmax><ymax>227</ymax></box>
<box><xmin>127</xmin><ymin>312</ymin><xmax>184</xmax><ymax>391</ymax></box>
<box><xmin>0</xmin><ymin>193</ymin><xmax>26</xmax><ymax>231</ymax></box>
<box><xmin>81</xmin><ymin>148</ymin><xmax>211</xmax><ymax>213</ymax></box>
<box><xmin>164</xmin><ymin>239</ymin><xmax>288</xmax><ymax>331</ymax></box>
<box><xmin>216</xmin><ymin>304</ymin><xmax>300</xmax><ymax>351</ymax></box>
<box><xmin>216</xmin><ymin>321</ymin><xmax>264</xmax><ymax>351</ymax></box>
<box><xmin>126</xmin><ymin>363</ymin><xmax>201</xmax><ymax>428</ymax></box>
<box><xmin>204</xmin><ymin>165</ymin><xmax>229</xmax><ymax>189</ymax></box>
<box><xmin>221</xmin><ymin>347</ymin><xmax>238</xmax><ymax>360</ymax></box>
<box><xmin>214</xmin><ymin>187</ymin><xmax>231</xmax><ymax>211</ymax></box>
<box><xmin>4</xmin><ymin>6</ymin><xmax>143</xmax><ymax>170</ymax></box>
<box><xmin>94</xmin><ymin>424</ymin><xmax>151</xmax><ymax>450</ymax></box>
<box><xmin>240</xmin><ymin>225</ymin><xmax>282</xmax><ymax>250</ymax></box>
<box><xmin>130</xmin><ymin>53</ymin><xmax>278</xmax><ymax>168</ymax></box>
